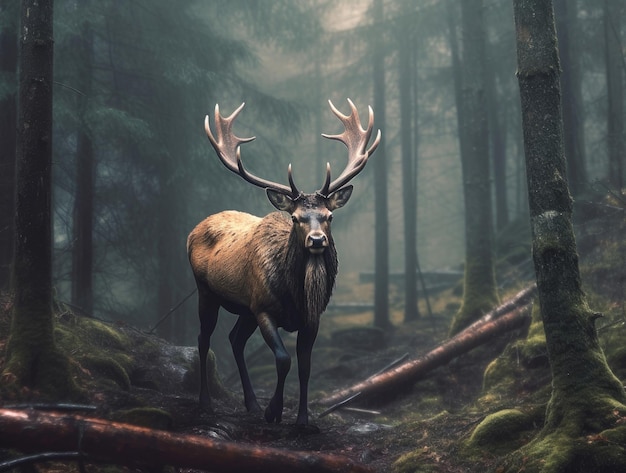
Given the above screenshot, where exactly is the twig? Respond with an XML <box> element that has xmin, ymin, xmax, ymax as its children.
<box><xmin>317</xmin><ymin>391</ymin><xmax>362</xmax><ymax>418</ymax></box>
<box><xmin>0</xmin><ymin>452</ymin><xmax>83</xmax><ymax>472</ymax></box>
<box><xmin>1</xmin><ymin>403</ymin><xmax>97</xmax><ymax>412</ymax></box>
<box><xmin>148</xmin><ymin>287</ymin><xmax>197</xmax><ymax>334</ymax></box>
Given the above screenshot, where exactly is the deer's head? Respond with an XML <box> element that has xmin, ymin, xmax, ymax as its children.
<box><xmin>204</xmin><ymin>99</ymin><xmax>381</xmax><ymax>255</ymax></box>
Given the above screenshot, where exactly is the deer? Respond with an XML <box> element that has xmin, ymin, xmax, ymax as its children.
<box><xmin>187</xmin><ymin>99</ymin><xmax>380</xmax><ymax>428</ymax></box>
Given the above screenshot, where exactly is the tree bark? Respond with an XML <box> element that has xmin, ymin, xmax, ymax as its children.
<box><xmin>604</xmin><ymin>0</ymin><xmax>624</xmax><ymax>190</ymax></box>
<box><xmin>71</xmin><ymin>13</ymin><xmax>95</xmax><ymax>315</ymax></box>
<box><xmin>0</xmin><ymin>4</ymin><xmax>18</xmax><ymax>290</ymax></box>
<box><xmin>449</xmin><ymin>0</ymin><xmax>499</xmax><ymax>336</ymax></box>
<box><xmin>504</xmin><ymin>0</ymin><xmax>626</xmax><ymax>470</ymax></box>
<box><xmin>3</xmin><ymin>0</ymin><xmax>77</xmax><ymax>400</ymax></box>
<box><xmin>397</xmin><ymin>12</ymin><xmax>419</xmax><ymax>323</ymax></box>
<box><xmin>553</xmin><ymin>0</ymin><xmax>588</xmax><ymax>197</ymax></box>
<box><xmin>372</xmin><ymin>0</ymin><xmax>391</xmax><ymax>330</ymax></box>
<box><xmin>319</xmin><ymin>285</ymin><xmax>536</xmax><ymax>408</ymax></box>
<box><xmin>0</xmin><ymin>409</ymin><xmax>373</xmax><ymax>473</ymax></box>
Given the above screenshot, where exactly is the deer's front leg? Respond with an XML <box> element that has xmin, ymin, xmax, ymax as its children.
<box><xmin>257</xmin><ymin>313</ymin><xmax>291</xmax><ymax>423</ymax></box>
<box><xmin>296</xmin><ymin>321</ymin><xmax>319</xmax><ymax>428</ymax></box>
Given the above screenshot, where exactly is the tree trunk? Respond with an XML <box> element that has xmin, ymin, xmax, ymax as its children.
<box><xmin>504</xmin><ymin>1</ymin><xmax>626</xmax><ymax>470</ymax></box>
<box><xmin>604</xmin><ymin>0</ymin><xmax>624</xmax><ymax>190</ymax></box>
<box><xmin>553</xmin><ymin>0</ymin><xmax>588</xmax><ymax>197</ymax></box>
<box><xmin>398</xmin><ymin>13</ymin><xmax>419</xmax><ymax>323</ymax></box>
<box><xmin>485</xmin><ymin>38</ymin><xmax>509</xmax><ymax>231</ymax></box>
<box><xmin>372</xmin><ymin>0</ymin><xmax>391</xmax><ymax>330</ymax></box>
<box><xmin>0</xmin><ymin>5</ymin><xmax>18</xmax><ymax>291</ymax></box>
<box><xmin>0</xmin><ymin>409</ymin><xmax>373</xmax><ymax>473</ymax></box>
<box><xmin>2</xmin><ymin>0</ymin><xmax>77</xmax><ymax>400</ymax></box>
<box><xmin>449</xmin><ymin>0</ymin><xmax>499</xmax><ymax>336</ymax></box>
<box><xmin>71</xmin><ymin>16</ymin><xmax>95</xmax><ymax>315</ymax></box>
<box><xmin>319</xmin><ymin>285</ymin><xmax>536</xmax><ymax>409</ymax></box>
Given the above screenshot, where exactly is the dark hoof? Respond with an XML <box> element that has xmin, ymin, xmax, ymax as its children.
<box><xmin>264</xmin><ymin>405</ymin><xmax>282</xmax><ymax>424</ymax></box>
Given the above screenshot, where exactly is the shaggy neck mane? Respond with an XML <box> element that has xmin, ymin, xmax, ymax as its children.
<box><xmin>285</xmin><ymin>228</ymin><xmax>338</xmax><ymax>327</ymax></box>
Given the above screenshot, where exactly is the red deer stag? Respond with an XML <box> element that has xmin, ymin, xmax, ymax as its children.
<box><xmin>187</xmin><ymin>99</ymin><xmax>380</xmax><ymax>427</ymax></box>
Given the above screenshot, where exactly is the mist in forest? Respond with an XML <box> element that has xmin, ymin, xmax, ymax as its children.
<box><xmin>0</xmin><ymin>0</ymin><xmax>622</xmax><ymax>348</ymax></box>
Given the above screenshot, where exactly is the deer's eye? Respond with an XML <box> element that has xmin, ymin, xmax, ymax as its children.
<box><xmin>291</xmin><ymin>215</ymin><xmax>298</xmax><ymax>223</ymax></box>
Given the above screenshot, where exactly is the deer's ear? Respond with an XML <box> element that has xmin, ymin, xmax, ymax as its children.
<box><xmin>266</xmin><ymin>189</ymin><xmax>296</xmax><ymax>212</ymax></box>
<box><xmin>327</xmin><ymin>185</ymin><xmax>353</xmax><ymax>210</ymax></box>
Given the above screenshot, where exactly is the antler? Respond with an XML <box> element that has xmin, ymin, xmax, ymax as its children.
<box><xmin>205</xmin><ymin>103</ymin><xmax>300</xmax><ymax>198</ymax></box>
<box><xmin>318</xmin><ymin>98</ymin><xmax>381</xmax><ymax>196</ymax></box>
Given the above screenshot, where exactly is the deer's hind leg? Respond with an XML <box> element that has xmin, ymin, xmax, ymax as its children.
<box><xmin>229</xmin><ymin>314</ymin><xmax>261</xmax><ymax>413</ymax></box>
<box><xmin>197</xmin><ymin>290</ymin><xmax>220</xmax><ymax>411</ymax></box>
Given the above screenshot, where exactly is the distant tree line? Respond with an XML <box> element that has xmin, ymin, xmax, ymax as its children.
<box><xmin>0</xmin><ymin>0</ymin><xmax>623</xmax><ymax>341</ymax></box>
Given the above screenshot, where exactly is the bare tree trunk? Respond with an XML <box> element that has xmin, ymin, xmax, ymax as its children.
<box><xmin>3</xmin><ymin>0</ymin><xmax>77</xmax><ymax>399</ymax></box>
<box><xmin>397</xmin><ymin>11</ymin><xmax>419</xmax><ymax>323</ymax></box>
<box><xmin>503</xmin><ymin>1</ymin><xmax>626</xmax><ymax>470</ymax></box>
<box><xmin>485</xmin><ymin>37</ymin><xmax>509</xmax><ymax>231</ymax></box>
<box><xmin>554</xmin><ymin>0</ymin><xmax>588</xmax><ymax>197</ymax></box>
<box><xmin>372</xmin><ymin>0</ymin><xmax>391</xmax><ymax>330</ymax></box>
<box><xmin>449</xmin><ymin>0</ymin><xmax>499</xmax><ymax>336</ymax></box>
<box><xmin>71</xmin><ymin>14</ymin><xmax>94</xmax><ymax>315</ymax></box>
<box><xmin>0</xmin><ymin>5</ymin><xmax>18</xmax><ymax>290</ymax></box>
<box><xmin>605</xmin><ymin>0</ymin><xmax>624</xmax><ymax>189</ymax></box>
<box><xmin>0</xmin><ymin>409</ymin><xmax>373</xmax><ymax>473</ymax></box>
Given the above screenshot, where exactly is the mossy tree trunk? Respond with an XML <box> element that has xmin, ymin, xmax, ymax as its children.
<box><xmin>449</xmin><ymin>0</ymin><xmax>499</xmax><ymax>336</ymax></box>
<box><xmin>506</xmin><ymin>0</ymin><xmax>626</xmax><ymax>470</ymax></box>
<box><xmin>3</xmin><ymin>0</ymin><xmax>78</xmax><ymax>400</ymax></box>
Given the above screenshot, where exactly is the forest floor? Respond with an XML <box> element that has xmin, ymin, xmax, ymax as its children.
<box><xmin>0</xmin><ymin>274</ymin><xmax>532</xmax><ymax>473</ymax></box>
<box><xmin>1</xmin><ymin>199</ymin><xmax>625</xmax><ymax>472</ymax></box>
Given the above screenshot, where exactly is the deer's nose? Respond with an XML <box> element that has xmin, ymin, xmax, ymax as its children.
<box><xmin>306</xmin><ymin>233</ymin><xmax>328</xmax><ymax>253</ymax></box>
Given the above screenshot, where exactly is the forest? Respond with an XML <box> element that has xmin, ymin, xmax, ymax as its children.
<box><xmin>1</xmin><ymin>0</ymin><xmax>626</xmax><ymax>472</ymax></box>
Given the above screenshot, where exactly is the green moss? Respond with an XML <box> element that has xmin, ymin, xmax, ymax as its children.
<box><xmin>2</xmin><ymin>303</ymin><xmax>83</xmax><ymax>401</ymax></box>
<box><xmin>78</xmin><ymin>318</ymin><xmax>128</xmax><ymax>350</ymax></box>
<box><xmin>465</xmin><ymin>409</ymin><xmax>536</xmax><ymax>456</ymax></box>
<box><xmin>392</xmin><ymin>447</ymin><xmax>440</xmax><ymax>473</ymax></box>
<box><xmin>81</xmin><ymin>354</ymin><xmax>131</xmax><ymax>390</ymax></box>
<box><xmin>501</xmin><ymin>427</ymin><xmax>626</xmax><ymax>473</ymax></box>
<box><xmin>112</xmin><ymin>407</ymin><xmax>173</xmax><ymax>430</ymax></box>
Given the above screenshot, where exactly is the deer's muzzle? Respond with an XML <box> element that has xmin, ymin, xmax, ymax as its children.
<box><xmin>306</xmin><ymin>233</ymin><xmax>328</xmax><ymax>254</ymax></box>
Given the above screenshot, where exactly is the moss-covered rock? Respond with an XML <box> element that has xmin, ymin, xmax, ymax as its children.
<box><xmin>465</xmin><ymin>408</ymin><xmax>536</xmax><ymax>456</ymax></box>
<box><xmin>392</xmin><ymin>447</ymin><xmax>440</xmax><ymax>473</ymax></box>
<box><xmin>183</xmin><ymin>348</ymin><xmax>230</xmax><ymax>400</ymax></box>
<box><xmin>81</xmin><ymin>355</ymin><xmax>131</xmax><ymax>391</ymax></box>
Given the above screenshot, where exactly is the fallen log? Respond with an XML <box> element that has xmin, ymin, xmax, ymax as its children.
<box><xmin>318</xmin><ymin>301</ymin><xmax>533</xmax><ymax>409</ymax></box>
<box><xmin>0</xmin><ymin>408</ymin><xmax>373</xmax><ymax>473</ymax></box>
<box><xmin>462</xmin><ymin>283</ymin><xmax>536</xmax><ymax>329</ymax></box>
